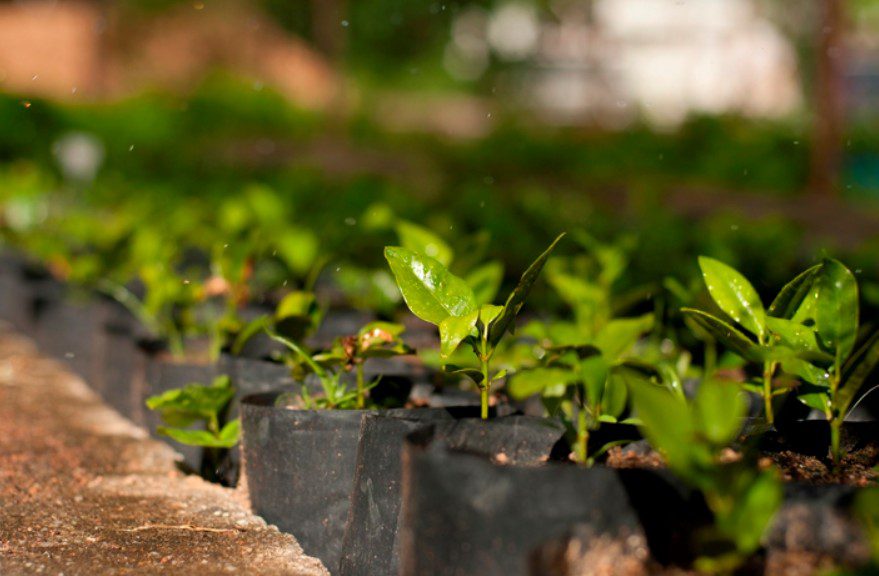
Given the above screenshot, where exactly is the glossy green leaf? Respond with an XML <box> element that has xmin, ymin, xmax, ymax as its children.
<box><xmin>814</xmin><ymin>259</ymin><xmax>859</xmax><ymax>365</ymax></box>
<box><xmin>593</xmin><ymin>314</ymin><xmax>654</xmax><ymax>361</ymax></box>
<box><xmin>466</xmin><ymin>261</ymin><xmax>504</xmax><ymax>306</ymax></box>
<box><xmin>698</xmin><ymin>256</ymin><xmax>766</xmax><ymax>340</ymax></box>
<box><xmin>507</xmin><ymin>367</ymin><xmax>574</xmax><ymax>400</ymax></box>
<box><xmin>488</xmin><ymin>233</ymin><xmax>565</xmax><ymax>347</ymax></box>
<box><xmin>694</xmin><ymin>380</ymin><xmax>746</xmax><ymax>445</ymax></box>
<box><xmin>768</xmin><ymin>264</ymin><xmax>821</xmax><ymax>319</ymax></box>
<box><xmin>797</xmin><ymin>386</ymin><xmax>831</xmax><ymax>413</ymax></box>
<box><xmin>681</xmin><ymin>308</ymin><xmax>762</xmax><ymax>362</ymax></box>
<box><xmin>765</xmin><ymin>316</ymin><xmax>822</xmax><ymax>355</ymax></box>
<box><xmin>384</xmin><ymin>246</ymin><xmax>477</xmax><ymax>326</ymax></box>
<box><xmin>439</xmin><ymin>310</ymin><xmax>479</xmax><ymax>358</ymax></box>
<box><xmin>396</xmin><ymin>220</ymin><xmax>454</xmax><ymax>267</ymax></box>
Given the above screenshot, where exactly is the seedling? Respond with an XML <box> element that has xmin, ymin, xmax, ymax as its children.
<box><xmin>146</xmin><ymin>375</ymin><xmax>240</xmax><ymax>482</ymax></box>
<box><xmin>509</xmin><ymin>313</ymin><xmax>661</xmax><ymax>465</ymax></box>
<box><xmin>682</xmin><ymin>256</ymin><xmax>835</xmax><ymax>426</ymax></box>
<box><xmin>768</xmin><ymin>259</ymin><xmax>879</xmax><ymax>465</ymax></box>
<box><xmin>266</xmin><ymin>322</ymin><xmax>412</xmax><ymax>409</ymax></box>
<box><xmin>630</xmin><ymin>379</ymin><xmax>783</xmax><ymax>574</ymax></box>
<box><xmin>146</xmin><ymin>375</ymin><xmax>240</xmax><ymax>448</ymax></box>
<box><xmin>386</xmin><ymin>233</ymin><xmax>565</xmax><ymax>419</ymax></box>
<box><xmin>312</xmin><ymin>322</ymin><xmax>413</xmax><ymax>409</ymax></box>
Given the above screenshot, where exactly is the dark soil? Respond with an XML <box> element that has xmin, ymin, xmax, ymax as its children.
<box><xmin>768</xmin><ymin>443</ymin><xmax>879</xmax><ymax>486</ymax></box>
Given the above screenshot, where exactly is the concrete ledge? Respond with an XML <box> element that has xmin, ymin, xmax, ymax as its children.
<box><xmin>0</xmin><ymin>328</ymin><xmax>328</xmax><ymax>575</ymax></box>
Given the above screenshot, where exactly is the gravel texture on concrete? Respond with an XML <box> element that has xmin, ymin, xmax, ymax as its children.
<box><xmin>0</xmin><ymin>328</ymin><xmax>329</xmax><ymax>576</ymax></box>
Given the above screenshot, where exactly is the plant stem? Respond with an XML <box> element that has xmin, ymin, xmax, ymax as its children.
<box><xmin>762</xmin><ymin>360</ymin><xmax>775</xmax><ymax>426</ymax></box>
<box><xmin>830</xmin><ymin>417</ymin><xmax>842</xmax><ymax>467</ymax></box>
<box><xmin>356</xmin><ymin>363</ymin><xmax>365</xmax><ymax>409</ymax></box>
<box><xmin>479</xmin><ymin>335</ymin><xmax>491</xmax><ymax>420</ymax></box>
<box><xmin>705</xmin><ymin>340</ymin><xmax>717</xmax><ymax>376</ymax></box>
<box><xmin>575</xmin><ymin>408</ymin><xmax>589</xmax><ymax>465</ymax></box>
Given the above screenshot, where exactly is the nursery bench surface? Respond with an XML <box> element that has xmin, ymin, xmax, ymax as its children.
<box><xmin>0</xmin><ymin>328</ymin><xmax>328</xmax><ymax>576</ymax></box>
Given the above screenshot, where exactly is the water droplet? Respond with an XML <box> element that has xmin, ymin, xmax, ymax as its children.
<box><xmin>31</xmin><ymin>74</ymin><xmax>39</xmax><ymax>81</ymax></box>
<box><xmin>20</xmin><ymin>100</ymin><xmax>31</xmax><ymax>109</ymax></box>
<box><xmin>341</xmin><ymin>20</ymin><xmax>349</xmax><ymax>27</ymax></box>
<box><xmin>344</xmin><ymin>217</ymin><xmax>357</xmax><ymax>226</ymax></box>
<box><xmin>128</xmin><ymin>145</ymin><xmax>135</xmax><ymax>152</ymax></box>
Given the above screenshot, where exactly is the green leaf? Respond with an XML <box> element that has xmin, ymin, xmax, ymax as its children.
<box><xmin>396</xmin><ymin>220</ymin><xmax>454</xmax><ymax>267</ymax></box>
<box><xmin>681</xmin><ymin>309</ymin><xmax>762</xmax><ymax>362</ymax></box>
<box><xmin>478</xmin><ymin>304</ymin><xmax>504</xmax><ymax>331</ymax></box>
<box><xmin>725</xmin><ymin>470</ymin><xmax>783</xmax><ymax>555</ymax></box>
<box><xmin>838</xmin><ymin>329</ymin><xmax>879</xmax><ymax>415</ymax></box>
<box><xmin>146</xmin><ymin>376</ymin><xmax>234</xmax><ymax>428</ymax></box>
<box><xmin>797</xmin><ymin>386</ymin><xmax>831</xmax><ymax>413</ymax></box>
<box><xmin>580</xmin><ymin>355</ymin><xmax>610</xmax><ymax>409</ymax></box>
<box><xmin>276</xmin><ymin>291</ymin><xmax>317</xmax><ymax>319</ymax></box>
<box><xmin>439</xmin><ymin>310</ymin><xmax>479</xmax><ymax>358</ymax></box>
<box><xmin>507</xmin><ymin>367</ymin><xmax>575</xmax><ymax>400</ymax></box>
<box><xmin>629</xmin><ymin>381</ymin><xmax>696</xmax><ymax>475</ymax></box>
<box><xmin>592</xmin><ymin>314</ymin><xmax>654</xmax><ymax>361</ymax></box>
<box><xmin>465</xmin><ymin>261</ymin><xmax>504</xmax><ymax>306</ymax></box>
<box><xmin>488</xmin><ymin>233</ymin><xmax>565</xmax><ymax>347</ymax></box>
<box><xmin>814</xmin><ymin>259</ymin><xmax>859</xmax><ymax>366</ymax></box>
<box><xmin>384</xmin><ymin>246</ymin><xmax>477</xmax><ymax>326</ymax></box>
<box><xmin>768</xmin><ymin>264</ymin><xmax>821</xmax><ymax>319</ymax></box>
<box><xmin>444</xmin><ymin>364</ymin><xmax>484</xmax><ymax>385</ymax></box>
<box><xmin>157</xmin><ymin>422</ymin><xmax>240</xmax><ymax>448</ymax></box>
<box><xmin>694</xmin><ymin>380</ymin><xmax>746</xmax><ymax>446</ymax></box>
<box><xmin>603</xmin><ymin>372</ymin><xmax>629</xmax><ymax>419</ymax></box>
<box><xmin>698</xmin><ymin>256</ymin><xmax>766</xmax><ymax>341</ymax></box>
<box><xmin>766</xmin><ymin>317</ymin><xmax>822</xmax><ymax>355</ymax></box>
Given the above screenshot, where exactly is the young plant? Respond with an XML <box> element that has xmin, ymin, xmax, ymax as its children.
<box><xmin>266</xmin><ymin>322</ymin><xmax>411</xmax><ymax>410</ymax></box>
<box><xmin>147</xmin><ymin>375</ymin><xmax>240</xmax><ymax>447</ymax></box>
<box><xmin>509</xmin><ymin>313</ymin><xmax>660</xmax><ymax>465</ymax></box>
<box><xmin>312</xmin><ymin>322</ymin><xmax>413</xmax><ymax>409</ymax></box>
<box><xmin>385</xmin><ymin>233</ymin><xmax>565</xmax><ymax>419</ymax></box>
<box><xmin>146</xmin><ymin>375</ymin><xmax>240</xmax><ymax>481</ymax></box>
<box><xmin>630</xmin><ymin>379</ymin><xmax>783</xmax><ymax>574</ymax></box>
<box><xmin>231</xmin><ymin>290</ymin><xmax>323</xmax><ymax>357</ymax></box>
<box><xmin>681</xmin><ymin>256</ymin><xmax>834</xmax><ymax>426</ymax></box>
<box><xmin>770</xmin><ymin>259</ymin><xmax>879</xmax><ymax>465</ymax></box>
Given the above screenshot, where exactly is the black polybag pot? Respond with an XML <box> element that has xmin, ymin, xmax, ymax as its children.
<box><xmin>338</xmin><ymin>408</ymin><xmax>483</xmax><ymax>576</ymax></box>
<box><xmin>241</xmin><ymin>393</ymin><xmax>376</xmax><ymax>569</ymax></box>
<box><xmin>241</xmin><ymin>390</ymin><xmax>479</xmax><ymax>571</ymax></box>
<box><xmin>399</xmin><ymin>419</ymin><xmax>649</xmax><ymax>576</ymax></box>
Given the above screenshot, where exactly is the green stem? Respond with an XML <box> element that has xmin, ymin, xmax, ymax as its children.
<box><xmin>575</xmin><ymin>408</ymin><xmax>589</xmax><ymax>465</ymax></box>
<box><xmin>830</xmin><ymin>417</ymin><xmax>842</xmax><ymax>467</ymax></box>
<box><xmin>356</xmin><ymin>363</ymin><xmax>365</xmax><ymax>410</ymax></box>
<box><xmin>762</xmin><ymin>360</ymin><xmax>775</xmax><ymax>426</ymax></box>
<box><xmin>479</xmin><ymin>335</ymin><xmax>491</xmax><ymax>420</ymax></box>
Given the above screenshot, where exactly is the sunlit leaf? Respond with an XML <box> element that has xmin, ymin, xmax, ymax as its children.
<box><xmin>698</xmin><ymin>256</ymin><xmax>766</xmax><ymax>341</ymax></box>
<box><xmin>385</xmin><ymin>246</ymin><xmax>477</xmax><ymax>326</ymax></box>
